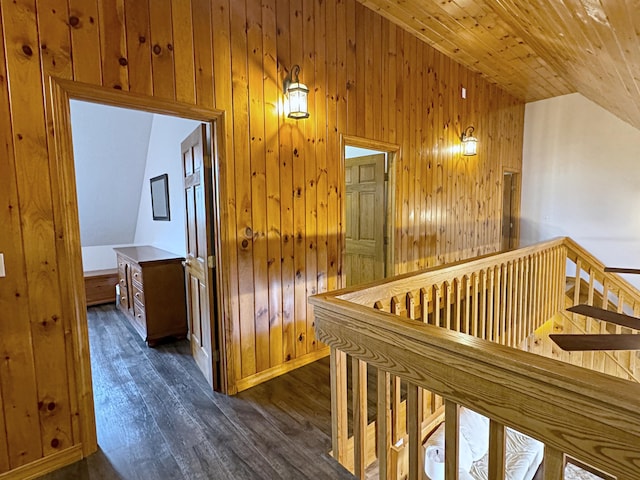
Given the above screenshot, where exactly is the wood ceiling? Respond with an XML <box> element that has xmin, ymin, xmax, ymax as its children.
<box><xmin>359</xmin><ymin>0</ymin><xmax>640</xmax><ymax>129</ymax></box>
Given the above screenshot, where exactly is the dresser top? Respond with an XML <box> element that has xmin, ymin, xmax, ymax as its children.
<box><xmin>113</xmin><ymin>246</ymin><xmax>185</xmax><ymax>265</ymax></box>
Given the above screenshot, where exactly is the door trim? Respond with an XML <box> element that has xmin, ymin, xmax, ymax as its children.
<box><xmin>48</xmin><ymin>78</ymin><xmax>232</xmax><ymax>457</ymax></box>
<box><xmin>501</xmin><ymin>167</ymin><xmax>522</xmax><ymax>250</ymax></box>
<box><xmin>340</xmin><ymin>135</ymin><xmax>400</xmax><ymax>287</ymax></box>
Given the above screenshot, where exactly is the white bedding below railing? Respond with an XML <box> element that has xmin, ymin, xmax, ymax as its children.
<box><xmin>422</xmin><ymin>408</ymin><xmax>604</xmax><ymax>480</ymax></box>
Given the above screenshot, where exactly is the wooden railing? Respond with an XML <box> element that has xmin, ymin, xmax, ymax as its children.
<box><xmin>311</xmin><ymin>237</ymin><xmax>640</xmax><ymax>480</ymax></box>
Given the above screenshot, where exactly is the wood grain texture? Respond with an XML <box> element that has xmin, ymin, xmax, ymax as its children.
<box><xmin>1</xmin><ymin>0</ymin><xmax>525</xmax><ymax>475</ymax></box>
<box><xmin>317</xmin><ymin>237</ymin><xmax>640</xmax><ymax>480</ymax></box>
<box><xmin>312</xmin><ymin>293</ymin><xmax>640</xmax><ymax>479</ymax></box>
<box><xmin>35</xmin><ymin>305</ymin><xmax>355</xmax><ymax>480</ymax></box>
<box><xmin>358</xmin><ymin>0</ymin><xmax>640</xmax><ymax>131</ymax></box>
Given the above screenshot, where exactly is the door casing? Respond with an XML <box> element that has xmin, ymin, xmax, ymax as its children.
<box><xmin>49</xmin><ymin>78</ymin><xmax>232</xmax><ymax>457</ymax></box>
<box><xmin>340</xmin><ymin>135</ymin><xmax>399</xmax><ymax>287</ymax></box>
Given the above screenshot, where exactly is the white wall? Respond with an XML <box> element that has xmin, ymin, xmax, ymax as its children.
<box><xmin>133</xmin><ymin>114</ymin><xmax>202</xmax><ymax>255</ymax></box>
<box><xmin>71</xmin><ymin>100</ymin><xmax>153</xmax><ymax>247</ymax></box>
<box><xmin>345</xmin><ymin>146</ymin><xmax>381</xmax><ymax>158</ymax></box>
<box><xmin>521</xmin><ymin>93</ymin><xmax>640</xmax><ymax>287</ymax></box>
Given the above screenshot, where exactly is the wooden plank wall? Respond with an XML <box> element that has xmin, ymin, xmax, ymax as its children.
<box><xmin>0</xmin><ymin>0</ymin><xmax>523</xmax><ymax>474</ymax></box>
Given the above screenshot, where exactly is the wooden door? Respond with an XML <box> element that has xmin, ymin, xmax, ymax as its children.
<box><xmin>502</xmin><ymin>172</ymin><xmax>516</xmax><ymax>251</ymax></box>
<box><xmin>345</xmin><ymin>154</ymin><xmax>386</xmax><ymax>287</ymax></box>
<box><xmin>182</xmin><ymin>124</ymin><xmax>218</xmax><ymax>389</ymax></box>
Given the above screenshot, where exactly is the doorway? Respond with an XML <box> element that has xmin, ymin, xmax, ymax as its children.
<box><xmin>502</xmin><ymin>170</ymin><xmax>521</xmax><ymax>251</ymax></box>
<box><xmin>342</xmin><ymin>136</ymin><xmax>398</xmax><ymax>287</ymax></box>
<box><xmin>49</xmin><ymin>79</ymin><xmax>229</xmax><ymax>453</ymax></box>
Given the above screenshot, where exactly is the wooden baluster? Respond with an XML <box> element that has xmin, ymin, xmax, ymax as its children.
<box><xmin>444</xmin><ymin>400</ymin><xmax>460</xmax><ymax>480</ymax></box>
<box><xmin>516</xmin><ymin>258</ymin><xmax>524</xmax><ymax>347</ymax></box>
<box><xmin>554</xmin><ymin>247</ymin><xmax>561</xmax><ymax>317</ymax></box>
<box><xmin>586</xmin><ymin>268</ymin><xmax>595</xmax><ymax>315</ymax></box>
<box><xmin>616</xmin><ymin>291</ymin><xmax>626</xmax><ymax>376</ymax></box>
<box><xmin>571</xmin><ymin>259</ymin><xmax>582</xmax><ymax>359</ymax></box>
<box><xmin>330</xmin><ymin>348</ymin><xmax>348</xmax><ymax>465</ymax></box>
<box><xmin>420</xmin><ymin>287</ymin><xmax>434</xmax><ymax>417</ymax></box>
<box><xmin>407</xmin><ymin>383</ymin><xmax>423</xmax><ymax>480</ymax></box>
<box><xmin>601</xmin><ymin>279</ymin><xmax>609</xmax><ymax>342</ymax></box>
<box><xmin>543</xmin><ymin>446</ymin><xmax>565</xmax><ymax>480</ymax></box>
<box><xmin>547</xmin><ymin>249</ymin><xmax>555</xmax><ymax>321</ymax></box>
<box><xmin>444</xmin><ymin>281</ymin><xmax>452</xmax><ymax>330</ymax></box>
<box><xmin>420</xmin><ymin>287</ymin><xmax>429</xmax><ymax>325</ymax></box>
<box><xmin>463</xmin><ymin>274</ymin><xmax>471</xmax><ymax>335</ymax></box>
<box><xmin>453</xmin><ymin>277</ymin><xmax>462</xmax><ymax>332</ymax></box>
<box><xmin>352</xmin><ymin>357</ymin><xmax>368</xmax><ymax>478</ymax></box>
<box><xmin>391</xmin><ymin>295</ymin><xmax>403</xmax><ymax>318</ymax></box>
<box><xmin>523</xmin><ymin>257</ymin><xmax>530</xmax><ymax>339</ymax></box>
<box><xmin>390</xmin><ymin>298</ymin><xmax>403</xmax><ymax>445</ymax></box>
<box><xmin>433</xmin><ymin>284</ymin><xmax>441</xmax><ymax>328</ymax></box>
<box><xmin>538</xmin><ymin>251</ymin><xmax>544</xmax><ymax>325</ymax></box>
<box><xmin>377</xmin><ymin>370</ymin><xmax>391</xmax><ymax>480</ymax></box>
<box><xmin>509</xmin><ymin>261</ymin><xmax>517</xmax><ymax>346</ymax></box>
<box><xmin>506</xmin><ymin>262</ymin><xmax>514</xmax><ymax>346</ymax></box>
<box><xmin>559</xmin><ymin>246</ymin><xmax>568</xmax><ymax>312</ymax></box>
<box><xmin>471</xmin><ymin>272</ymin><xmax>479</xmax><ymax>338</ymax></box>
<box><xmin>554</xmin><ymin>247</ymin><xmax>562</xmax><ymax>314</ymax></box>
<box><xmin>496</xmin><ymin>265</ymin><xmax>504</xmax><ymax>344</ymax></box>
<box><xmin>480</xmin><ymin>269</ymin><xmax>488</xmax><ymax>340</ymax></box>
<box><xmin>487</xmin><ymin>268</ymin><xmax>495</xmax><ymax>342</ymax></box>
<box><xmin>407</xmin><ymin>291</ymin><xmax>416</xmax><ymax>320</ymax></box>
<box><xmin>632</xmin><ymin>303</ymin><xmax>640</xmax><ymax>378</ymax></box>
<box><xmin>392</xmin><ymin>376</ymin><xmax>402</xmax><ymax>445</ymax></box>
<box><xmin>537</xmin><ymin>252</ymin><xmax>544</xmax><ymax>328</ymax></box>
<box><xmin>533</xmin><ymin>253</ymin><xmax>541</xmax><ymax>329</ymax></box>
<box><xmin>488</xmin><ymin>419</ymin><xmax>506</xmax><ymax>480</ymax></box>
<box><xmin>544</xmin><ymin>249</ymin><xmax>551</xmax><ymax>322</ymax></box>
<box><xmin>502</xmin><ymin>264</ymin><xmax>510</xmax><ymax>344</ymax></box>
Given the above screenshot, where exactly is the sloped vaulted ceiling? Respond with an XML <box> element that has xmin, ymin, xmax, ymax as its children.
<box><xmin>358</xmin><ymin>0</ymin><xmax>640</xmax><ymax>130</ymax></box>
<box><xmin>71</xmin><ymin>100</ymin><xmax>154</xmax><ymax>247</ymax></box>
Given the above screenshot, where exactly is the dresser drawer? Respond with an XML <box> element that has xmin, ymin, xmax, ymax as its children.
<box><xmin>131</xmin><ymin>265</ymin><xmax>143</xmax><ymax>285</ymax></box>
<box><xmin>133</xmin><ymin>300</ymin><xmax>147</xmax><ymax>334</ymax></box>
<box><xmin>132</xmin><ymin>283</ymin><xmax>145</xmax><ymax>306</ymax></box>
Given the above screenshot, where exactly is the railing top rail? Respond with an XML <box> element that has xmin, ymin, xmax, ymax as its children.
<box><xmin>310</xmin><ymin>294</ymin><xmax>640</xmax><ymax>479</ymax></box>
<box><xmin>338</xmin><ymin>237</ymin><xmax>567</xmax><ymax>306</ymax></box>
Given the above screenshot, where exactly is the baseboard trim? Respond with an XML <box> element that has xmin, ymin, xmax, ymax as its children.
<box><xmin>0</xmin><ymin>445</ymin><xmax>83</xmax><ymax>480</ymax></box>
<box><xmin>235</xmin><ymin>348</ymin><xmax>330</xmax><ymax>392</ymax></box>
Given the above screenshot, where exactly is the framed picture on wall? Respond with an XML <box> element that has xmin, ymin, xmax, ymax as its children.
<box><xmin>150</xmin><ymin>173</ymin><xmax>170</xmax><ymax>221</ymax></box>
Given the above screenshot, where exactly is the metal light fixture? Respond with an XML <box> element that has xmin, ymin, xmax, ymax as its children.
<box><xmin>283</xmin><ymin>64</ymin><xmax>309</xmax><ymax>119</ymax></box>
<box><xmin>461</xmin><ymin>125</ymin><xmax>478</xmax><ymax>156</ymax></box>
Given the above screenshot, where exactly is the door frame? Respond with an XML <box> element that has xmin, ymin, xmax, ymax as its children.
<box><xmin>501</xmin><ymin>167</ymin><xmax>522</xmax><ymax>250</ymax></box>
<box><xmin>340</xmin><ymin>135</ymin><xmax>400</xmax><ymax>287</ymax></box>
<box><xmin>48</xmin><ymin>77</ymin><xmax>232</xmax><ymax>456</ymax></box>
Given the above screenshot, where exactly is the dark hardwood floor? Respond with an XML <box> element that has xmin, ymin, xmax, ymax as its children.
<box><xmin>38</xmin><ymin>304</ymin><xmax>354</xmax><ymax>480</ymax></box>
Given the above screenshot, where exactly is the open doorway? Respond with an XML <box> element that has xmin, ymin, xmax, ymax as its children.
<box><xmin>49</xmin><ymin>79</ymin><xmax>229</xmax><ymax>454</ymax></box>
<box><xmin>502</xmin><ymin>169</ymin><xmax>521</xmax><ymax>251</ymax></box>
<box><xmin>342</xmin><ymin>136</ymin><xmax>398</xmax><ymax>287</ymax></box>
<box><xmin>71</xmin><ymin>99</ymin><xmax>220</xmax><ymax>388</ymax></box>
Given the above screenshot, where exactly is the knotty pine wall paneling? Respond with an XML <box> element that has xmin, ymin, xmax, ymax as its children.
<box><xmin>0</xmin><ymin>0</ymin><xmax>524</xmax><ymax>475</ymax></box>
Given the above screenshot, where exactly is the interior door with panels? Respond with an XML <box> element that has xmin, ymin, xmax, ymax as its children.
<box><xmin>182</xmin><ymin>124</ymin><xmax>218</xmax><ymax>389</ymax></box>
<box><xmin>345</xmin><ymin>154</ymin><xmax>386</xmax><ymax>287</ymax></box>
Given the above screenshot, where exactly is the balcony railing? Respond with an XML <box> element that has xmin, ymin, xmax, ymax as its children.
<box><xmin>311</xmin><ymin>237</ymin><xmax>640</xmax><ymax>480</ymax></box>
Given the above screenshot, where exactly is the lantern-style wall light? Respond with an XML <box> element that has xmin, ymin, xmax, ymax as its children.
<box><xmin>461</xmin><ymin>125</ymin><xmax>478</xmax><ymax>156</ymax></box>
<box><xmin>283</xmin><ymin>64</ymin><xmax>309</xmax><ymax>119</ymax></box>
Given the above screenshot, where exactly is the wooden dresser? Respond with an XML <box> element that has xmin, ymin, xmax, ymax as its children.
<box><xmin>114</xmin><ymin>246</ymin><xmax>188</xmax><ymax>346</ymax></box>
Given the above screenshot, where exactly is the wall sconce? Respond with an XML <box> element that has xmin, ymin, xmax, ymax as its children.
<box><xmin>461</xmin><ymin>126</ymin><xmax>478</xmax><ymax>156</ymax></box>
<box><xmin>283</xmin><ymin>64</ymin><xmax>309</xmax><ymax>119</ymax></box>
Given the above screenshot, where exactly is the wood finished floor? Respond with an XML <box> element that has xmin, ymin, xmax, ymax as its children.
<box><xmin>38</xmin><ymin>304</ymin><xmax>354</xmax><ymax>480</ymax></box>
